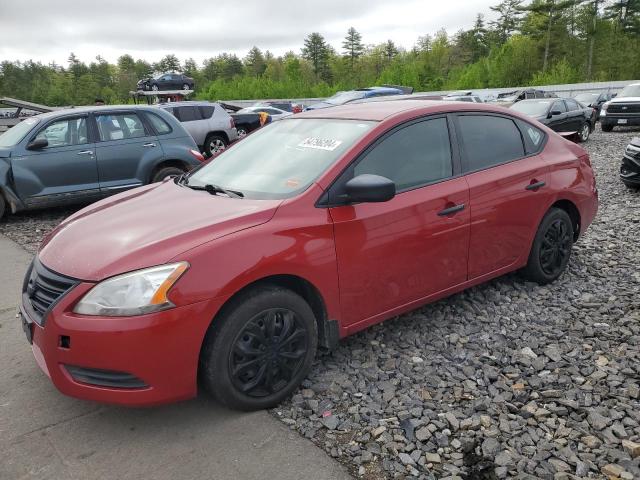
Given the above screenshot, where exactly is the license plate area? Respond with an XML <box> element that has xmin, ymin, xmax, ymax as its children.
<box><xmin>618</xmin><ymin>119</ymin><xmax>628</xmax><ymax>124</ymax></box>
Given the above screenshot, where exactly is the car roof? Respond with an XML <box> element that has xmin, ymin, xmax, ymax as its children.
<box><xmin>30</xmin><ymin>104</ymin><xmax>163</xmax><ymax>120</ymax></box>
<box><xmin>295</xmin><ymin>100</ymin><xmax>509</xmax><ymax>122</ymax></box>
<box><xmin>355</xmin><ymin>86</ymin><xmax>402</xmax><ymax>93</ymax></box>
<box><xmin>154</xmin><ymin>101</ymin><xmax>215</xmax><ymax>107</ymax></box>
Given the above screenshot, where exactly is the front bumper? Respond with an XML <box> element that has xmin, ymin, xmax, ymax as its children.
<box><xmin>22</xmin><ymin>279</ymin><xmax>225</xmax><ymax>406</ymax></box>
<box><xmin>621</xmin><ymin>153</ymin><xmax>640</xmax><ymax>185</ymax></box>
<box><xmin>601</xmin><ymin>115</ymin><xmax>640</xmax><ymax>127</ymax></box>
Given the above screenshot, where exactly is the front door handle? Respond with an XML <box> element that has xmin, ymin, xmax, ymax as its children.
<box><xmin>143</xmin><ymin>143</ymin><xmax>156</xmax><ymax>148</ymax></box>
<box><xmin>77</xmin><ymin>150</ymin><xmax>94</xmax><ymax>155</ymax></box>
<box><xmin>438</xmin><ymin>204</ymin><xmax>465</xmax><ymax>216</ymax></box>
<box><xmin>526</xmin><ymin>181</ymin><xmax>546</xmax><ymax>191</ymax></box>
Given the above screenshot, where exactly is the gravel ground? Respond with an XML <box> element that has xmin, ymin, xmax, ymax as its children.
<box><xmin>1</xmin><ymin>128</ymin><xmax>639</xmax><ymax>479</ymax></box>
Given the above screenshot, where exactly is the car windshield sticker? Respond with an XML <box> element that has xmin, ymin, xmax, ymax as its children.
<box><xmin>285</xmin><ymin>179</ymin><xmax>300</xmax><ymax>188</ymax></box>
<box><xmin>527</xmin><ymin>127</ymin><xmax>542</xmax><ymax>146</ymax></box>
<box><xmin>298</xmin><ymin>137</ymin><xmax>342</xmax><ymax>151</ymax></box>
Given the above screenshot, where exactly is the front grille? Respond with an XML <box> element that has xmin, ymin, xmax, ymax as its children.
<box><xmin>22</xmin><ymin>258</ymin><xmax>78</xmax><ymax>326</ymax></box>
<box><xmin>607</xmin><ymin>103</ymin><xmax>640</xmax><ymax>114</ymax></box>
<box><xmin>65</xmin><ymin>365</ymin><xmax>149</xmax><ymax>389</ymax></box>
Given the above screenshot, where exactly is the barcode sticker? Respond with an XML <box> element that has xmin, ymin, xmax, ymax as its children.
<box><xmin>298</xmin><ymin>137</ymin><xmax>343</xmax><ymax>151</ymax></box>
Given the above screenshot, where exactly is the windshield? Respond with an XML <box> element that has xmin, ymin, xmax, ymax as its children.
<box><xmin>0</xmin><ymin>117</ymin><xmax>40</xmax><ymax>147</ymax></box>
<box><xmin>574</xmin><ymin>93</ymin><xmax>598</xmax><ymax>104</ymax></box>
<box><xmin>186</xmin><ymin>118</ymin><xmax>374</xmax><ymax>199</ymax></box>
<box><xmin>325</xmin><ymin>91</ymin><xmax>367</xmax><ymax>105</ymax></box>
<box><xmin>619</xmin><ymin>84</ymin><xmax>640</xmax><ymax>98</ymax></box>
<box><xmin>511</xmin><ymin>101</ymin><xmax>552</xmax><ymax>116</ymax></box>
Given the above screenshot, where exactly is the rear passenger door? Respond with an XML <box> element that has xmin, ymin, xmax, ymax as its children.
<box><xmin>328</xmin><ymin>116</ymin><xmax>470</xmax><ymax>327</ymax></box>
<box><xmin>564</xmin><ymin>99</ymin><xmax>584</xmax><ymax>132</ymax></box>
<box><xmin>548</xmin><ymin>100</ymin><xmax>569</xmax><ymax>132</ymax></box>
<box><xmin>455</xmin><ymin>114</ymin><xmax>552</xmax><ymax>279</ymax></box>
<box><xmin>92</xmin><ymin>111</ymin><xmax>163</xmax><ymax>194</ymax></box>
<box><xmin>174</xmin><ymin>106</ymin><xmax>206</xmax><ymax>147</ymax></box>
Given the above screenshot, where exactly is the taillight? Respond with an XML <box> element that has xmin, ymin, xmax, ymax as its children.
<box><xmin>189</xmin><ymin>149</ymin><xmax>205</xmax><ymax>162</ymax></box>
<box><xmin>230</xmin><ymin>118</ymin><xmax>235</xmax><ymax>128</ymax></box>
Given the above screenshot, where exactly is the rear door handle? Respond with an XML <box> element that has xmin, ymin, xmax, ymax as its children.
<box><xmin>526</xmin><ymin>181</ymin><xmax>546</xmax><ymax>191</ymax></box>
<box><xmin>143</xmin><ymin>143</ymin><xmax>156</xmax><ymax>148</ymax></box>
<box><xmin>438</xmin><ymin>204</ymin><xmax>465</xmax><ymax>216</ymax></box>
<box><xmin>77</xmin><ymin>150</ymin><xmax>94</xmax><ymax>155</ymax></box>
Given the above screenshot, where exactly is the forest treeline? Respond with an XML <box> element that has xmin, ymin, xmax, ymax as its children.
<box><xmin>1</xmin><ymin>0</ymin><xmax>639</xmax><ymax>106</ymax></box>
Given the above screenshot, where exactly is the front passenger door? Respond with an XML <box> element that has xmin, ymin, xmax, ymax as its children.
<box><xmin>328</xmin><ymin>116</ymin><xmax>470</xmax><ymax>327</ymax></box>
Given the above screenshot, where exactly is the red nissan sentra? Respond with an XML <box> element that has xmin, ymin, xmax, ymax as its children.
<box><xmin>19</xmin><ymin>100</ymin><xmax>598</xmax><ymax>410</ymax></box>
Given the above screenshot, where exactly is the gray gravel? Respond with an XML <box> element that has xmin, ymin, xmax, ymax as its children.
<box><xmin>1</xmin><ymin>128</ymin><xmax>639</xmax><ymax>479</ymax></box>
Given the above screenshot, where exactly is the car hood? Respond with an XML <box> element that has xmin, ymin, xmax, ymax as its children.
<box><xmin>39</xmin><ymin>180</ymin><xmax>281</xmax><ymax>281</ymax></box>
<box><xmin>0</xmin><ymin>147</ymin><xmax>11</xmax><ymax>158</ymax></box>
<box><xmin>610</xmin><ymin>96</ymin><xmax>640</xmax><ymax>103</ymax></box>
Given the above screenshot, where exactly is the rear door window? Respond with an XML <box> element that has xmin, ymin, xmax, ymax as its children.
<box><xmin>175</xmin><ymin>106</ymin><xmax>202</xmax><ymax>122</ymax></box>
<box><xmin>458</xmin><ymin>115</ymin><xmax>525</xmax><ymax>172</ymax></box>
<box><xmin>565</xmin><ymin>99</ymin><xmax>580</xmax><ymax>111</ymax></box>
<box><xmin>95</xmin><ymin>113</ymin><xmax>146</xmax><ymax>141</ymax></box>
<box><xmin>199</xmin><ymin>106</ymin><xmax>215</xmax><ymax>118</ymax></box>
<box><xmin>353</xmin><ymin>117</ymin><xmax>453</xmax><ymax>191</ymax></box>
<box><xmin>552</xmin><ymin>101</ymin><xmax>567</xmax><ymax>113</ymax></box>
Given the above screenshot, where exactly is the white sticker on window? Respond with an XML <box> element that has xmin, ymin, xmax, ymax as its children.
<box><xmin>298</xmin><ymin>137</ymin><xmax>342</xmax><ymax>151</ymax></box>
<box><xmin>527</xmin><ymin>127</ymin><xmax>542</xmax><ymax>146</ymax></box>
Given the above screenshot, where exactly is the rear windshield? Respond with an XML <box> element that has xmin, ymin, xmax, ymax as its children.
<box><xmin>510</xmin><ymin>101</ymin><xmax>552</xmax><ymax>116</ymax></box>
<box><xmin>0</xmin><ymin>117</ymin><xmax>40</xmax><ymax>147</ymax></box>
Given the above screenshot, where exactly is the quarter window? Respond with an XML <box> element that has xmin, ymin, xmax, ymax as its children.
<box><xmin>199</xmin><ymin>106</ymin><xmax>215</xmax><ymax>118</ymax></box>
<box><xmin>458</xmin><ymin>115</ymin><xmax>525</xmax><ymax>171</ymax></box>
<box><xmin>95</xmin><ymin>113</ymin><xmax>146</xmax><ymax>141</ymax></box>
<box><xmin>175</xmin><ymin>106</ymin><xmax>202</xmax><ymax>122</ymax></box>
<box><xmin>354</xmin><ymin>118</ymin><xmax>453</xmax><ymax>191</ymax></box>
<box><xmin>145</xmin><ymin>112</ymin><xmax>172</xmax><ymax>134</ymax></box>
<box><xmin>35</xmin><ymin>117</ymin><xmax>88</xmax><ymax>147</ymax></box>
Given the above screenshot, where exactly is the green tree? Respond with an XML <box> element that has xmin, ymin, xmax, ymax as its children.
<box><xmin>155</xmin><ymin>54</ymin><xmax>181</xmax><ymax>73</ymax></box>
<box><xmin>244</xmin><ymin>46</ymin><xmax>266</xmax><ymax>77</ymax></box>
<box><xmin>489</xmin><ymin>0</ymin><xmax>524</xmax><ymax>43</ymax></box>
<box><xmin>342</xmin><ymin>27</ymin><xmax>365</xmax><ymax>67</ymax></box>
<box><xmin>301</xmin><ymin>32</ymin><xmax>330</xmax><ymax>79</ymax></box>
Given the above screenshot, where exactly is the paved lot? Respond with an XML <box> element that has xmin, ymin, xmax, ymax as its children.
<box><xmin>0</xmin><ymin>235</ymin><xmax>351</xmax><ymax>480</ymax></box>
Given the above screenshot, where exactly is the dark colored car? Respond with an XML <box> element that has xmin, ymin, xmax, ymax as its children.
<box><xmin>510</xmin><ymin>98</ymin><xmax>595</xmax><ymax>142</ymax></box>
<box><xmin>600</xmin><ymin>83</ymin><xmax>640</xmax><ymax>132</ymax></box>
<box><xmin>304</xmin><ymin>86</ymin><xmax>407</xmax><ymax>111</ymax></box>
<box><xmin>252</xmin><ymin>101</ymin><xmax>303</xmax><ymax>114</ymax></box>
<box><xmin>0</xmin><ymin>105</ymin><xmax>204</xmax><ymax>218</ymax></box>
<box><xmin>20</xmin><ymin>100</ymin><xmax>597</xmax><ymax>410</ymax></box>
<box><xmin>574</xmin><ymin>92</ymin><xmax>615</xmax><ymax>118</ymax></box>
<box><xmin>496</xmin><ymin>88</ymin><xmax>556</xmax><ymax>107</ymax></box>
<box><xmin>137</xmin><ymin>73</ymin><xmax>195</xmax><ymax>92</ymax></box>
<box><xmin>620</xmin><ymin>137</ymin><xmax>640</xmax><ymax>188</ymax></box>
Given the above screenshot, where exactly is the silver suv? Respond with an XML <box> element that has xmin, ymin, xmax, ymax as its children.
<box><xmin>158</xmin><ymin>101</ymin><xmax>238</xmax><ymax>156</ymax></box>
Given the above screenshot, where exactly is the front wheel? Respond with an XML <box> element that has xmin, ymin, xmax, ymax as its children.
<box><xmin>200</xmin><ymin>286</ymin><xmax>318</xmax><ymax>411</ymax></box>
<box><xmin>151</xmin><ymin>84</ymin><xmax>159</xmax><ymax>91</ymax></box>
<box><xmin>151</xmin><ymin>166</ymin><xmax>184</xmax><ymax>183</ymax></box>
<box><xmin>182</xmin><ymin>83</ymin><xmax>190</xmax><ymax>90</ymax></box>
<box><xmin>521</xmin><ymin>208</ymin><xmax>574</xmax><ymax>285</ymax></box>
<box><xmin>577</xmin><ymin>122</ymin><xmax>590</xmax><ymax>142</ymax></box>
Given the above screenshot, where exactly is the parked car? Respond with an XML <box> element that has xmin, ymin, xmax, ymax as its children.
<box><xmin>620</xmin><ymin>136</ymin><xmax>640</xmax><ymax>188</ymax></box>
<box><xmin>573</xmin><ymin>92</ymin><xmax>616</xmax><ymax>118</ymax></box>
<box><xmin>137</xmin><ymin>73</ymin><xmax>195</xmax><ymax>92</ymax></box>
<box><xmin>495</xmin><ymin>88</ymin><xmax>556</xmax><ymax>107</ymax></box>
<box><xmin>304</xmin><ymin>86</ymin><xmax>408</xmax><ymax>111</ymax></box>
<box><xmin>252</xmin><ymin>101</ymin><xmax>303</xmax><ymax>114</ymax></box>
<box><xmin>20</xmin><ymin>100</ymin><xmax>598</xmax><ymax>410</ymax></box>
<box><xmin>510</xmin><ymin>98</ymin><xmax>595</xmax><ymax>142</ymax></box>
<box><xmin>352</xmin><ymin>93</ymin><xmax>443</xmax><ymax>104</ymax></box>
<box><xmin>0</xmin><ymin>106</ymin><xmax>203</xmax><ymax>219</ymax></box>
<box><xmin>600</xmin><ymin>83</ymin><xmax>640</xmax><ymax>132</ymax></box>
<box><xmin>230</xmin><ymin>112</ymin><xmax>265</xmax><ymax>138</ymax></box>
<box><xmin>158</xmin><ymin>101</ymin><xmax>238</xmax><ymax>157</ymax></box>
<box><xmin>237</xmin><ymin>106</ymin><xmax>292</xmax><ymax>121</ymax></box>
<box><xmin>446</xmin><ymin>95</ymin><xmax>483</xmax><ymax>103</ymax></box>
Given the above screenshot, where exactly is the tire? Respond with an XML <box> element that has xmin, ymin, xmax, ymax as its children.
<box><xmin>521</xmin><ymin>208</ymin><xmax>574</xmax><ymax>285</ymax></box>
<box><xmin>577</xmin><ymin>122</ymin><xmax>590</xmax><ymax>142</ymax></box>
<box><xmin>237</xmin><ymin>127</ymin><xmax>248</xmax><ymax>138</ymax></box>
<box><xmin>151</xmin><ymin>166</ymin><xmax>184</xmax><ymax>183</ymax></box>
<box><xmin>601</xmin><ymin>124</ymin><xmax>613</xmax><ymax>132</ymax></box>
<box><xmin>204</xmin><ymin>134</ymin><xmax>227</xmax><ymax>157</ymax></box>
<box><xmin>200</xmin><ymin>286</ymin><xmax>318</xmax><ymax>411</ymax></box>
<box><xmin>623</xmin><ymin>180</ymin><xmax>640</xmax><ymax>189</ymax></box>
<box><xmin>0</xmin><ymin>194</ymin><xmax>5</xmax><ymax>220</ymax></box>
<box><xmin>182</xmin><ymin>83</ymin><xmax>190</xmax><ymax>90</ymax></box>
<box><xmin>151</xmin><ymin>84</ymin><xmax>159</xmax><ymax>91</ymax></box>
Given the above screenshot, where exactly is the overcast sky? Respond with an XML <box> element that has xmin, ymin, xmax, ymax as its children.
<box><xmin>1</xmin><ymin>0</ymin><xmax>497</xmax><ymax>66</ymax></box>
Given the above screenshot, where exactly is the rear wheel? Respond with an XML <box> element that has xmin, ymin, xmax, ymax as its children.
<box><xmin>601</xmin><ymin>124</ymin><xmax>613</xmax><ymax>132</ymax></box>
<box><xmin>182</xmin><ymin>83</ymin><xmax>190</xmax><ymax>90</ymax></box>
<box><xmin>200</xmin><ymin>286</ymin><xmax>318</xmax><ymax>411</ymax></box>
<box><xmin>237</xmin><ymin>127</ymin><xmax>248</xmax><ymax>138</ymax></box>
<box><xmin>151</xmin><ymin>84</ymin><xmax>159</xmax><ymax>91</ymax></box>
<box><xmin>151</xmin><ymin>166</ymin><xmax>183</xmax><ymax>183</ymax></box>
<box><xmin>205</xmin><ymin>134</ymin><xmax>227</xmax><ymax>157</ymax></box>
<box><xmin>577</xmin><ymin>122</ymin><xmax>590</xmax><ymax>142</ymax></box>
<box><xmin>0</xmin><ymin>195</ymin><xmax>5</xmax><ymax>220</ymax></box>
<box><xmin>521</xmin><ymin>208</ymin><xmax>574</xmax><ymax>285</ymax></box>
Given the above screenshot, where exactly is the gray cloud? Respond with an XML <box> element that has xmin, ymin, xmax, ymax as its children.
<box><xmin>0</xmin><ymin>0</ymin><xmax>496</xmax><ymax>64</ymax></box>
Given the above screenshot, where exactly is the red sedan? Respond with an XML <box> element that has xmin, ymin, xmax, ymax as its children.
<box><xmin>20</xmin><ymin>100</ymin><xmax>598</xmax><ymax>410</ymax></box>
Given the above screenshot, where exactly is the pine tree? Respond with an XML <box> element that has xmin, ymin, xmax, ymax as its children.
<box><xmin>301</xmin><ymin>32</ymin><xmax>330</xmax><ymax>79</ymax></box>
<box><xmin>342</xmin><ymin>27</ymin><xmax>365</xmax><ymax>67</ymax></box>
<box><xmin>489</xmin><ymin>0</ymin><xmax>524</xmax><ymax>43</ymax></box>
<box><xmin>245</xmin><ymin>46</ymin><xmax>266</xmax><ymax>77</ymax></box>
<box><xmin>383</xmin><ymin>40</ymin><xmax>399</xmax><ymax>62</ymax></box>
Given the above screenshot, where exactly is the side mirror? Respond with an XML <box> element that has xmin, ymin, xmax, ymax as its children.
<box><xmin>549</xmin><ymin>110</ymin><xmax>563</xmax><ymax>117</ymax></box>
<box><xmin>344</xmin><ymin>174</ymin><xmax>396</xmax><ymax>204</ymax></box>
<box><xmin>26</xmin><ymin>138</ymin><xmax>48</xmax><ymax>150</ymax></box>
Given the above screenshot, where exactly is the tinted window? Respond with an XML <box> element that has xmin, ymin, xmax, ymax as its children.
<box><xmin>35</xmin><ymin>117</ymin><xmax>88</xmax><ymax>147</ymax></box>
<box><xmin>552</xmin><ymin>101</ymin><xmax>567</xmax><ymax>113</ymax></box>
<box><xmin>354</xmin><ymin>118</ymin><xmax>452</xmax><ymax>191</ymax></box>
<box><xmin>175</xmin><ymin>106</ymin><xmax>202</xmax><ymax>122</ymax></box>
<box><xmin>145</xmin><ymin>112</ymin><xmax>172</xmax><ymax>134</ymax></box>
<box><xmin>95</xmin><ymin>113</ymin><xmax>146</xmax><ymax>141</ymax></box>
<box><xmin>199</xmin><ymin>106</ymin><xmax>215</xmax><ymax>118</ymax></box>
<box><xmin>458</xmin><ymin>115</ymin><xmax>525</xmax><ymax>171</ymax></box>
<box><xmin>516</xmin><ymin>120</ymin><xmax>546</xmax><ymax>155</ymax></box>
<box><xmin>565</xmin><ymin>99</ymin><xmax>580</xmax><ymax>111</ymax></box>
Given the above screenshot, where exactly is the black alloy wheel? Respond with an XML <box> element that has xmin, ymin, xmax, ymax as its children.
<box><xmin>539</xmin><ymin>218</ymin><xmax>572</xmax><ymax>277</ymax></box>
<box><xmin>229</xmin><ymin>308</ymin><xmax>308</xmax><ymax>398</ymax></box>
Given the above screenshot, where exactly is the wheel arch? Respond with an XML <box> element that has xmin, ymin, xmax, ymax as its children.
<box><xmin>550</xmin><ymin>198</ymin><xmax>581</xmax><ymax>241</ymax></box>
<box><xmin>206</xmin><ymin>130</ymin><xmax>230</xmax><ymax>144</ymax></box>
<box><xmin>148</xmin><ymin>159</ymin><xmax>190</xmax><ymax>183</ymax></box>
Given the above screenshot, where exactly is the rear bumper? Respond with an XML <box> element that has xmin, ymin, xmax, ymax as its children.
<box><xmin>25</xmin><ymin>282</ymin><xmax>225</xmax><ymax>406</ymax></box>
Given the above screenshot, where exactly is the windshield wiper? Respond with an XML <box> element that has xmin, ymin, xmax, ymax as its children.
<box><xmin>184</xmin><ymin>181</ymin><xmax>244</xmax><ymax>198</ymax></box>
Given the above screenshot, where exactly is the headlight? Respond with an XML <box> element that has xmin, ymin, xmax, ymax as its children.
<box><xmin>600</xmin><ymin>102</ymin><xmax>610</xmax><ymax>116</ymax></box>
<box><xmin>73</xmin><ymin>262</ymin><xmax>189</xmax><ymax>316</ymax></box>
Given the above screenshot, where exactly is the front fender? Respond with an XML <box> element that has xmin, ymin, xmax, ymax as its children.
<box><xmin>0</xmin><ymin>159</ymin><xmax>24</xmax><ymax>212</ymax></box>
